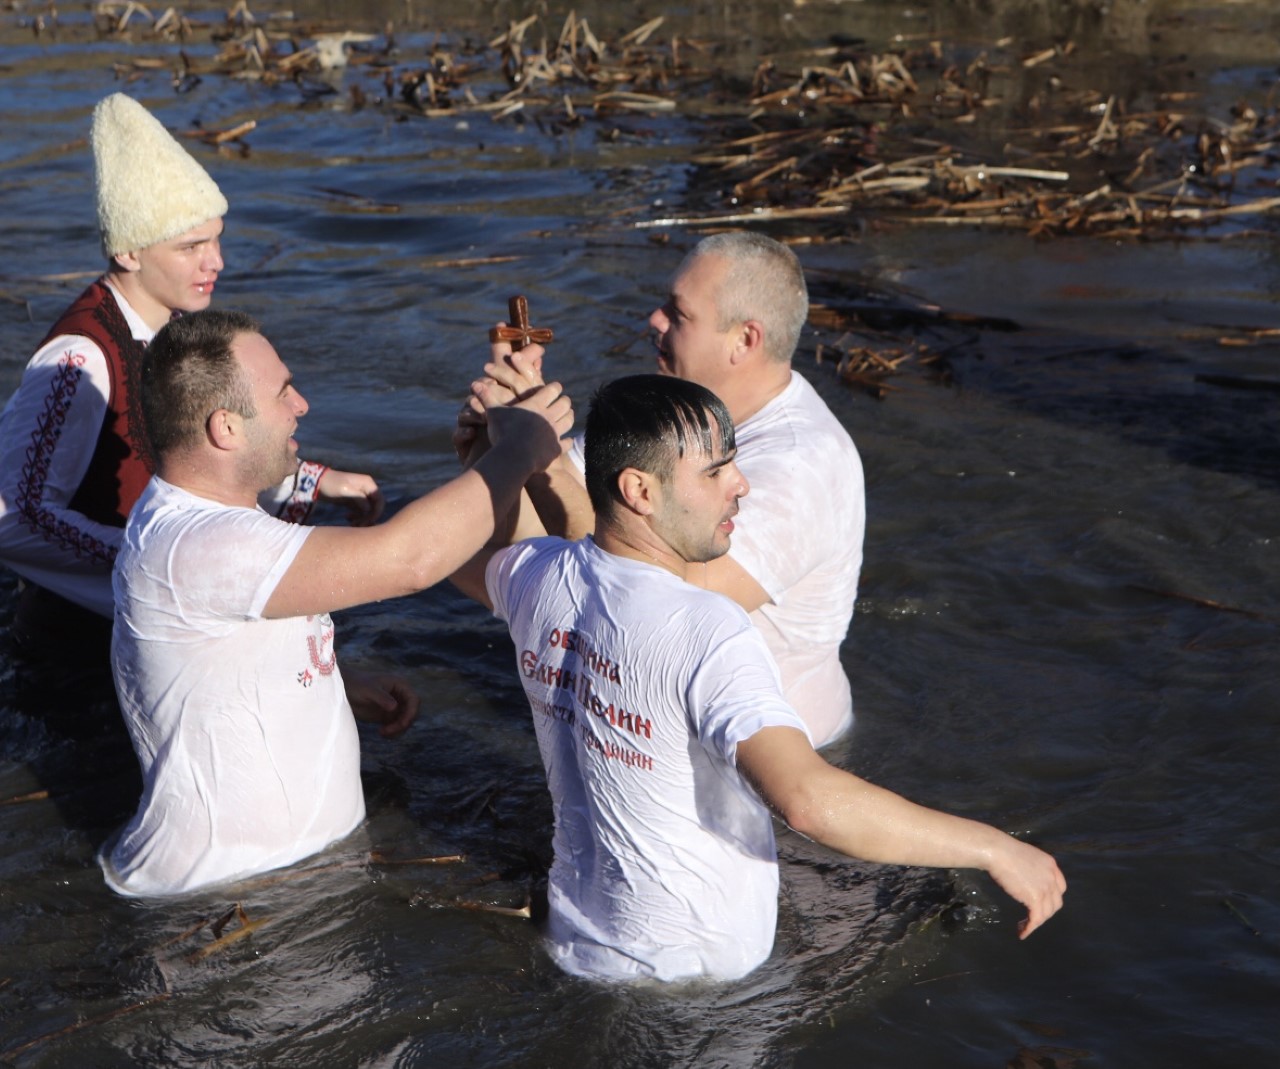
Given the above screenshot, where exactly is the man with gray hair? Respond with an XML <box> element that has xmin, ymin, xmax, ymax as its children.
<box><xmin>469</xmin><ymin>231</ymin><xmax>863</xmax><ymax>748</ymax></box>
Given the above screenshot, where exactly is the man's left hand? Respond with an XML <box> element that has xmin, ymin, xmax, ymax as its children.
<box><xmin>318</xmin><ymin>468</ymin><xmax>386</xmax><ymax>526</ymax></box>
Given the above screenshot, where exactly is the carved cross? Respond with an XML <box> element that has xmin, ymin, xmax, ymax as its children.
<box><xmin>488</xmin><ymin>295</ymin><xmax>554</xmax><ymax>351</ymax></box>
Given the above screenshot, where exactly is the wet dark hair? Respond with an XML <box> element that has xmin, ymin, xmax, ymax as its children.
<box><xmin>584</xmin><ymin>374</ymin><xmax>735</xmax><ymax>517</ymax></box>
<box><xmin>142</xmin><ymin>308</ymin><xmax>259</xmax><ymax>456</ymax></box>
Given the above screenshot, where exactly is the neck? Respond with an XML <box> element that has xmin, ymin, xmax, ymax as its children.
<box><xmin>593</xmin><ymin>521</ymin><xmax>689</xmax><ymax>581</ymax></box>
<box><xmin>106</xmin><ymin>268</ymin><xmax>173</xmax><ymax>333</ymax></box>
<box><xmin>156</xmin><ymin>456</ymin><xmax>260</xmax><ymax>510</ymax></box>
<box><xmin>724</xmin><ymin>362</ymin><xmax>792</xmax><ymax>425</ymax></box>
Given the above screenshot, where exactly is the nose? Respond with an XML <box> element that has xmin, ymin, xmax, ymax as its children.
<box><xmin>204</xmin><ymin>238</ymin><xmax>224</xmax><ymax>273</ymax></box>
<box><xmin>649</xmin><ymin>305</ymin><xmax>669</xmax><ymax>334</ymax></box>
<box><xmin>291</xmin><ymin>388</ymin><xmax>309</xmax><ymax>417</ymax></box>
<box><xmin>730</xmin><ymin>463</ymin><xmax>748</xmax><ymax>500</ymax></box>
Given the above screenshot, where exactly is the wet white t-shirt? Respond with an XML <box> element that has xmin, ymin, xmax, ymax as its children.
<box><xmin>727</xmin><ymin>372</ymin><xmax>864</xmax><ymax>747</ymax></box>
<box><xmin>488</xmin><ymin>536</ymin><xmax>810</xmax><ymax>982</ymax></box>
<box><xmin>568</xmin><ymin>371</ymin><xmax>864</xmax><ymax>747</ymax></box>
<box><xmin>101</xmin><ymin>477</ymin><xmax>364</xmax><ymax>897</ymax></box>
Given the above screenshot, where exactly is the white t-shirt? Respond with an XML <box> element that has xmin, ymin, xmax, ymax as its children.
<box><xmin>100</xmin><ymin>477</ymin><xmax>365</xmax><ymax>897</ymax></box>
<box><xmin>487</xmin><ymin>536</ymin><xmax>810</xmax><ymax>982</ymax></box>
<box><xmin>568</xmin><ymin>371</ymin><xmax>864</xmax><ymax>747</ymax></box>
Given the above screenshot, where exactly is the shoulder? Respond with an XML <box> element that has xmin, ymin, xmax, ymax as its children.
<box><xmin>488</xmin><ymin>534</ymin><xmax>574</xmax><ymax>593</ymax></box>
<box><xmin>738</xmin><ymin>375</ymin><xmax>861</xmax><ymax>486</ymax></box>
<box><xmin>23</xmin><ymin>331</ymin><xmax>108</xmax><ymax>375</ymax></box>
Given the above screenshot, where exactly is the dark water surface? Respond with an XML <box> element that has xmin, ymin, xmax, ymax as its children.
<box><xmin>1</xmin><ymin>2</ymin><xmax>1277</xmax><ymax>1066</ymax></box>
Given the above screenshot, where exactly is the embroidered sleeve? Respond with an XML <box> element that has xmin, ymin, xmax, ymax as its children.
<box><xmin>0</xmin><ymin>335</ymin><xmax>122</xmax><ymax>572</ymax></box>
<box><xmin>268</xmin><ymin>459</ymin><xmax>329</xmax><ymax>525</ymax></box>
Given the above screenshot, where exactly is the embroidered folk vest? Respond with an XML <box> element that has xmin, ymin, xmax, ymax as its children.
<box><xmin>40</xmin><ymin>280</ymin><xmax>158</xmax><ymax>528</ymax></box>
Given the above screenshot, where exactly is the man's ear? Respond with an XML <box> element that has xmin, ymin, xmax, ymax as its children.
<box><xmin>112</xmin><ymin>251</ymin><xmax>142</xmax><ymax>273</ymax></box>
<box><xmin>730</xmin><ymin>319</ymin><xmax>765</xmax><ymax>365</ymax></box>
<box><xmin>617</xmin><ymin>468</ymin><xmax>659</xmax><ymax>516</ymax></box>
<box><xmin>206</xmin><ymin>408</ymin><xmax>243</xmax><ymax>451</ymax></box>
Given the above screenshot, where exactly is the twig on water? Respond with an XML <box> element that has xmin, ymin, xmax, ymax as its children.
<box><xmin>0</xmin><ymin>993</ymin><xmax>172</xmax><ymax>1061</ymax></box>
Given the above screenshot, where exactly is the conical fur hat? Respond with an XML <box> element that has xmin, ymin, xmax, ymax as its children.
<box><xmin>92</xmin><ymin>93</ymin><xmax>228</xmax><ymax>256</ymax></box>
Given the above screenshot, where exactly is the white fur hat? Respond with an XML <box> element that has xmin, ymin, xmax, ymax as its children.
<box><xmin>92</xmin><ymin>93</ymin><xmax>228</xmax><ymax>256</ymax></box>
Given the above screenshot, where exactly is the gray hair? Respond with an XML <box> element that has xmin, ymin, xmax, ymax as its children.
<box><xmin>683</xmin><ymin>231</ymin><xmax>808</xmax><ymax>363</ymax></box>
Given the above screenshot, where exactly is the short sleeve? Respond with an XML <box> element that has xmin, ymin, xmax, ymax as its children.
<box><xmin>485</xmin><ymin>540</ymin><xmax>547</xmax><ymax>625</ymax></box>
<box><xmin>166</xmin><ymin>507</ymin><xmax>312</xmax><ymax>620</ymax></box>
<box><xmin>687</xmin><ymin>622</ymin><xmax>811</xmax><ymax>763</ymax></box>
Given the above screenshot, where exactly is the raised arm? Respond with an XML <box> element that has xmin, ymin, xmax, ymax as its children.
<box><xmin>264</xmin><ymin>383</ymin><xmax>571</xmax><ymax>619</ymax></box>
<box><xmin>736</xmin><ymin>726</ymin><xmax>1066</xmax><ymax>938</ymax></box>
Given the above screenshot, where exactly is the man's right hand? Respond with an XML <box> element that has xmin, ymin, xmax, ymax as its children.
<box><xmin>983</xmin><ymin>835</ymin><xmax>1068</xmax><ymax>940</ymax></box>
<box><xmin>454</xmin><ymin>343</ymin><xmax>548</xmax><ymax>461</ymax></box>
<box><xmin>483</xmin><ymin>380</ymin><xmax>572</xmax><ymax>473</ymax></box>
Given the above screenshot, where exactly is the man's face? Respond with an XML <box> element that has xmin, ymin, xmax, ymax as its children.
<box><xmin>651</xmin><ymin>422</ymin><xmax>749</xmax><ymax>564</ymax></box>
<box><xmin>234</xmin><ymin>331</ymin><xmax>309</xmax><ymax>489</ymax></box>
<box><xmin>648</xmin><ymin>253</ymin><xmax>737</xmax><ymax>392</ymax></box>
<box><xmin>129</xmin><ymin>217</ymin><xmax>224</xmax><ymax>315</ymax></box>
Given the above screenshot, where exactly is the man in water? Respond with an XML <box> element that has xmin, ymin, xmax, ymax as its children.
<box><xmin>451</xmin><ymin>374</ymin><xmax>1064</xmax><ymax>982</ymax></box>
<box><xmin>101</xmin><ymin>309</ymin><xmax>571</xmax><ymax>897</ymax></box>
<box><xmin>0</xmin><ymin>93</ymin><xmax>381</xmax><ymax>675</ymax></box>
<box><xmin>464</xmin><ymin>231</ymin><xmax>862</xmax><ymax>748</ymax></box>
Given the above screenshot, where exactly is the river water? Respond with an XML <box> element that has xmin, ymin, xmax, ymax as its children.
<box><xmin>0</xmin><ymin>1</ymin><xmax>1276</xmax><ymax>1066</ymax></box>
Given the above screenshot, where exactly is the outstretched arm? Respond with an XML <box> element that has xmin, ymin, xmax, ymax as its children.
<box><xmin>737</xmin><ymin>727</ymin><xmax>1066</xmax><ymax>939</ymax></box>
<box><xmin>264</xmin><ymin>383</ymin><xmax>572</xmax><ymax>620</ymax></box>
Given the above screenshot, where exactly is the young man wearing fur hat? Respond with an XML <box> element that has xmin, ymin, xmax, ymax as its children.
<box><xmin>0</xmin><ymin>93</ymin><xmax>382</xmax><ymax>667</ymax></box>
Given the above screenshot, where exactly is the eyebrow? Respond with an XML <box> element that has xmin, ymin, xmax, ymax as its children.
<box><xmin>701</xmin><ymin>449</ymin><xmax>737</xmax><ymax>474</ymax></box>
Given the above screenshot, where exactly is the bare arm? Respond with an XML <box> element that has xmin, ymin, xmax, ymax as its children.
<box><xmin>737</xmin><ymin>727</ymin><xmax>1066</xmax><ymax>938</ymax></box>
<box><xmin>264</xmin><ymin>384</ymin><xmax>571</xmax><ymax>619</ymax></box>
<box><xmin>465</xmin><ymin>345</ymin><xmax>596</xmax><ymax>541</ymax></box>
<box><xmin>687</xmin><ymin>555</ymin><xmax>773</xmax><ymax>614</ymax></box>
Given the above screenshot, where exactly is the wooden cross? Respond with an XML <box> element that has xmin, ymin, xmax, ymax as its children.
<box><xmin>488</xmin><ymin>295</ymin><xmax>554</xmax><ymax>351</ymax></box>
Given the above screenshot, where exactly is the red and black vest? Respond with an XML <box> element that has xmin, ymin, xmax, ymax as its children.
<box><xmin>40</xmin><ymin>280</ymin><xmax>158</xmax><ymax>528</ymax></box>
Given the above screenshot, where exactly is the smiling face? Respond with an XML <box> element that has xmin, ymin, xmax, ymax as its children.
<box><xmin>650</xmin><ymin>421</ymin><xmax>749</xmax><ymax>565</ymax></box>
<box><xmin>233</xmin><ymin>330</ymin><xmax>309</xmax><ymax>490</ymax></box>
<box><xmin>648</xmin><ymin>252</ymin><xmax>739</xmax><ymax>394</ymax></box>
<box><xmin>117</xmin><ymin>217</ymin><xmax>224</xmax><ymax>327</ymax></box>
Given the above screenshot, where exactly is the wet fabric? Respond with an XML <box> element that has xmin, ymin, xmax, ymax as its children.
<box><xmin>101</xmin><ymin>477</ymin><xmax>364</xmax><ymax>897</ymax></box>
<box><xmin>488</xmin><ymin>535</ymin><xmax>809</xmax><ymax>982</ymax></box>
<box><xmin>568</xmin><ymin>370</ymin><xmax>864</xmax><ymax>748</ymax></box>
<box><xmin>727</xmin><ymin>372</ymin><xmax>864</xmax><ymax>748</ymax></box>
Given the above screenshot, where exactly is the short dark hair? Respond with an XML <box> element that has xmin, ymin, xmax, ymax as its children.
<box><xmin>142</xmin><ymin>309</ymin><xmax>260</xmax><ymax>456</ymax></box>
<box><xmin>584</xmin><ymin>374</ymin><xmax>735</xmax><ymax>517</ymax></box>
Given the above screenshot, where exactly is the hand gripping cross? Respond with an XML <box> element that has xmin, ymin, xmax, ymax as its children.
<box><xmin>488</xmin><ymin>295</ymin><xmax>554</xmax><ymax>352</ymax></box>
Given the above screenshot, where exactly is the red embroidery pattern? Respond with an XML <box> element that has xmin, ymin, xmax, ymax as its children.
<box><xmin>277</xmin><ymin>460</ymin><xmax>328</xmax><ymax>525</ymax></box>
<box><xmin>15</xmin><ymin>353</ymin><xmax>116</xmax><ymax>566</ymax></box>
<box><xmin>305</xmin><ymin>616</ymin><xmax>337</xmax><ymax>678</ymax></box>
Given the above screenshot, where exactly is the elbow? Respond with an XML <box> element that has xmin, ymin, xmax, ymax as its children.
<box><xmin>402</xmin><ymin>557</ymin><xmax>448</xmax><ymax>597</ymax></box>
<box><xmin>770</xmin><ymin>782</ymin><xmax>831</xmax><ymax>843</ymax></box>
